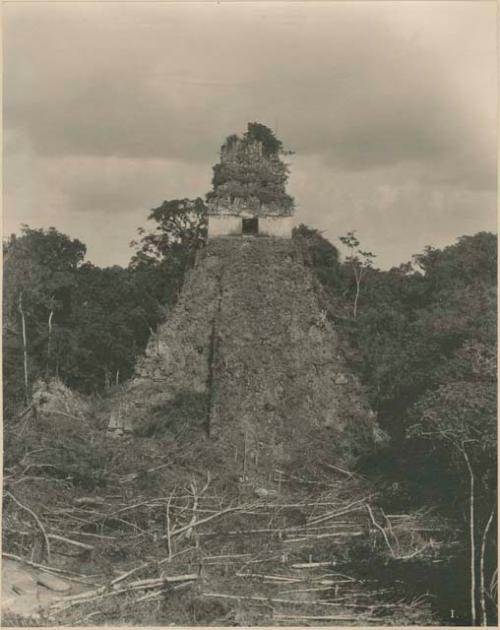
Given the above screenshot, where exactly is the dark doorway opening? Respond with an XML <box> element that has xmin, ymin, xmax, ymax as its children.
<box><xmin>242</xmin><ymin>217</ymin><xmax>258</xmax><ymax>235</ymax></box>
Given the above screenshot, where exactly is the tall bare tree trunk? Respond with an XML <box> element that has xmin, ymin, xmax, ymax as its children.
<box><xmin>352</xmin><ymin>267</ymin><xmax>367</xmax><ymax>320</ymax></box>
<box><xmin>480</xmin><ymin>506</ymin><xmax>495</xmax><ymax>625</ymax></box>
<box><xmin>462</xmin><ymin>448</ymin><xmax>477</xmax><ymax>626</ymax></box>
<box><xmin>18</xmin><ymin>292</ymin><xmax>30</xmax><ymax>406</ymax></box>
<box><xmin>353</xmin><ymin>277</ymin><xmax>360</xmax><ymax>320</ymax></box>
<box><xmin>47</xmin><ymin>308</ymin><xmax>54</xmax><ymax>375</ymax></box>
<box><xmin>104</xmin><ymin>366</ymin><xmax>110</xmax><ymax>391</ymax></box>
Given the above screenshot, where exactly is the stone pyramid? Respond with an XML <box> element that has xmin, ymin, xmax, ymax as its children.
<box><xmin>108</xmin><ymin>125</ymin><xmax>376</xmax><ymax>485</ymax></box>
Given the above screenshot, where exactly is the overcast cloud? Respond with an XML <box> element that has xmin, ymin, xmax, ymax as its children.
<box><xmin>3</xmin><ymin>1</ymin><xmax>497</xmax><ymax>268</ymax></box>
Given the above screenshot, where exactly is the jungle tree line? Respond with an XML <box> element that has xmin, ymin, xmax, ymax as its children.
<box><xmin>2</xmin><ymin>199</ymin><xmax>207</xmax><ymax>417</ymax></box>
<box><xmin>296</xmin><ymin>225</ymin><xmax>497</xmax><ymax>626</ymax></box>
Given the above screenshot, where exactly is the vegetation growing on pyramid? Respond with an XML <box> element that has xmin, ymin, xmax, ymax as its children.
<box><xmin>207</xmin><ymin>122</ymin><xmax>294</xmax><ymax>215</ymax></box>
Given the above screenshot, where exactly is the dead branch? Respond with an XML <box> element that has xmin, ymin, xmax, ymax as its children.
<box><xmin>284</xmin><ymin>531</ymin><xmax>363</xmax><ymax>543</ymax></box>
<box><xmin>184</xmin><ymin>474</ymin><xmax>210</xmax><ymax>541</ymax></box>
<box><xmin>73</xmin><ymin>496</ymin><xmax>107</xmax><ymax>506</ymax></box>
<box><xmin>278</xmin><ymin>586</ymin><xmax>336</xmax><ymax>594</ymax></box>
<box><xmin>263</xmin><ymin>501</ymin><xmax>343</xmax><ymax>508</ymax></box>
<box><xmin>200</xmin><ymin>522</ymin><xmax>362</xmax><ymax>537</ymax></box>
<box><xmin>204</xmin><ymin>553</ymin><xmax>252</xmax><ymax>560</ymax></box>
<box><xmin>66</xmin><ymin>530</ymin><xmax>117</xmax><ymax>540</ymax></box>
<box><xmin>381</xmin><ymin>507</ymin><xmax>400</xmax><ymax>553</ymax></box>
<box><xmin>164</xmin><ymin>504</ymin><xmax>241</xmax><ymax>539</ymax></box>
<box><xmin>110</xmin><ymin>562</ymin><xmax>149</xmax><ymax>587</ymax></box>
<box><xmin>273</xmin><ymin>613</ymin><xmax>368</xmax><ymax>621</ymax></box>
<box><xmin>397</xmin><ymin>543</ymin><xmax>430</xmax><ymax>561</ymax></box>
<box><xmin>165</xmin><ymin>489</ymin><xmax>175</xmax><ymax>559</ymax></box>
<box><xmin>48</xmin><ymin>533</ymin><xmax>94</xmax><ymax>552</ymax></box>
<box><xmin>321</xmin><ymin>461</ymin><xmax>358</xmax><ymax>478</ymax></box>
<box><xmin>134</xmin><ymin>589</ymin><xmax>164</xmax><ymax>604</ymax></box>
<box><xmin>290</xmin><ymin>561</ymin><xmax>335</xmax><ymax>569</ymax></box>
<box><xmin>2</xmin><ymin>552</ymin><xmax>100</xmax><ymax>578</ymax></box>
<box><xmin>5</xmin><ymin>491</ymin><xmax>51</xmax><ymax>562</ymax></box>
<box><xmin>128</xmin><ymin>574</ymin><xmax>198</xmax><ymax>588</ymax></box>
<box><xmin>134</xmin><ymin>580</ymin><xmax>194</xmax><ymax>604</ymax></box>
<box><xmin>365</xmin><ymin>503</ymin><xmax>394</xmax><ymax>557</ymax></box>
<box><xmin>152</xmin><ymin>547</ymin><xmax>196</xmax><ymax>571</ymax></box>
<box><xmin>236</xmin><ymin>573</ymin><xmax>301</xmax><ymax>583</ymax></box>
<box><xmin>307</xmin><ymin>496</ymin><xmax>371</xmax><ymax>526</ymax></box>
<box><xmin>202</xmin><ymin>592</ymin><xmax>355</xmax><ymax>608</ymax></box>
<box><xmin>51</xmin><ymin>573</ymin><xmax>199</xmax><ymax>611</ymax></box>
<box><xmin>1</xmin><ymin>552</ymin><xmax>98</xmax><ymax>586</ymax></box>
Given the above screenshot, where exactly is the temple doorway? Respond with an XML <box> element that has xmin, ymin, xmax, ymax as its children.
<box><xmin>242</xmin><ymin>217</ymin><xmax>259</xmax><ymax>235</ymax></box>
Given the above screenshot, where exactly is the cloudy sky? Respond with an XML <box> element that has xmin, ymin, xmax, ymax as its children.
<box><xmin>3</xmin><ymin>1</ymin><xmax>497</xmax><ymax>268</ymax></box>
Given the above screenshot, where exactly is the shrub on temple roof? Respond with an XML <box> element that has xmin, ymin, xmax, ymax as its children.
<box><xmin>208</xmin><ymin>122</ymin><xmax>294</xmax><ymax>212</ymax></box>
<box><xmin>245</xmin><ymin>122</ymin><xmax>283</xmax><ymax>156</ymax></box>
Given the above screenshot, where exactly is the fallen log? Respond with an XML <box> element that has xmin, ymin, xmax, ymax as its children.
<box><xmin>48</xmin><ymin>533</ymin><xmax>94</xmax><ymax>551</ymax></box>
<box><xmin>236</xmin><ymin>573</ymin><xmax>301</xmax><ymax>583</ymax></box>
<box><xmin>1</xmin><ymin>552</ymin><xmax>99</xmax><ymax>585</ymax></box>
<box><xmin>51</xmin><ymin>573</ymin><xmax>199</xmax><ymax>610</ymax></box>
<box><xmin>5</xmin><ymin>490</ymin><xmax>51</xmax><ymax>561</ymax></box>
<box><xmin>273</xmin><ymin>613</ymin><xmax>365</xmax><ymax>621</ymax></box>
<box><xmin>110</xmin><ymin>562</ymin><xmax>149</xmax><ymax>587</ymax></box>
<box><xmin>290</xmin><ymin>561</ymin><xmax>335</xmax><ymax>569</ymax></box>
<box><xmin>202</xmin><ymin>592</ymin><xmax>348</xmax><ymax>607</ymax></box>
<box><xmin>284</xmin><ymin>531</ymin><xmax>363</xmax><ymax>543</ymax></box>
<box><xmin>278</xmin><ymin>586</ymin><xmax>338</xmax><ymax>594</ymax></box>
<box><xmin>66</xmin><ymin>530</ymin><xmax>117</xmax><ymax>540</ymax></box>
<box><xmin>164</xmin><ymin>505</ymin><xmax>241</xmax><ymax>538</ymax></box>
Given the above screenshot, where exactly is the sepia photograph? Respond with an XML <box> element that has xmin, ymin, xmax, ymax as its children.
<box><xmin>2</xmin><ymin>0</ymin><xmax>497</xmax><ymax>626</ymax></box>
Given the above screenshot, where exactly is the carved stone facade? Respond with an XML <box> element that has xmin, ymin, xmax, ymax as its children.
<box><xmin>207</xmin><ymin>125</ymin><xmax>294</xmax><ymax>238</ymax></box>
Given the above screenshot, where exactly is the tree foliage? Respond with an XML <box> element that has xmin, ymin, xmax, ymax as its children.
<box><xmin>3</xmin><ymin>227</ymin><xmax>87</xmax><ymax>412</ymax></box>
<box><xmin>130</xmin><ymin>197</ymin><xmax>207</xmax><ymax>266</ymax></box>
<box><xmin>244</xmin><ymin>122</ymin><xmax>283</xmax><ymax>156</ymax></box>
<box><xmin>326</xmin><ymin>230</ymin><xmax>496</xmax><ymax>624</ymax></box>
<box><xmin>302</xmin><ymin>228</ymin><xmax>497</xmax><ymax>624</ymax></box>
<box><xmin>3</xmin><ymin>197</ymin><xmax>209</xmax><ymax>410</ymax></box>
